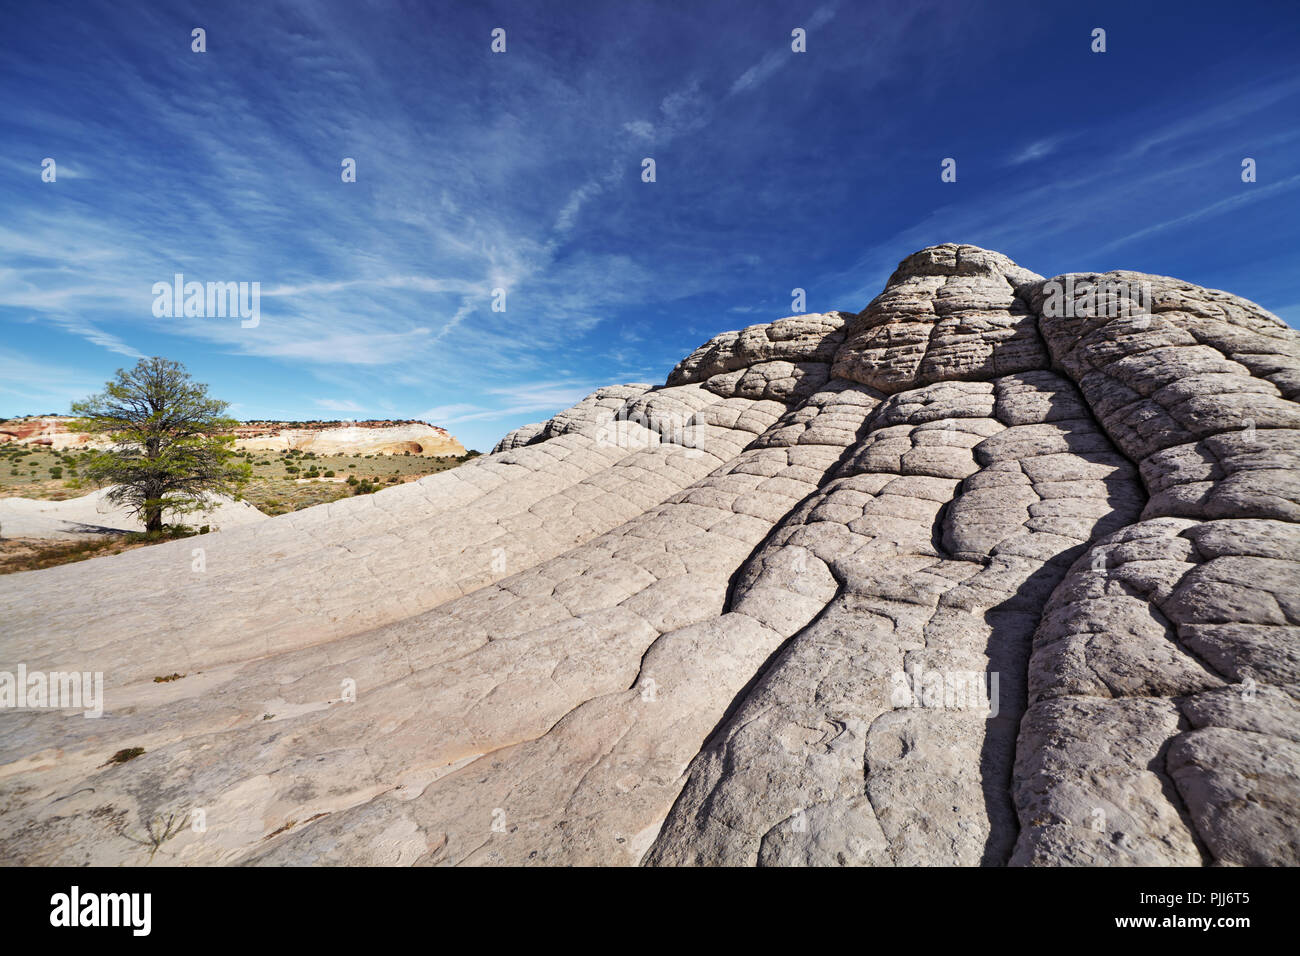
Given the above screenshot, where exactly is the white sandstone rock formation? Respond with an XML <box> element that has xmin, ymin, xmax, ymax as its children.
<box><xmin>234</xmin><ymin>421</ymin><xmax>465</xmax><ymax>457</ymax></box>
<box><xmin>0</xmin><ymin>244</ymin><xmax>1295</xmax><ymax>867</ymax></box>
<box><xmin>0</xmin><ymin>417</ymin><xmax>466</xmax><ymax>457</ymax></box>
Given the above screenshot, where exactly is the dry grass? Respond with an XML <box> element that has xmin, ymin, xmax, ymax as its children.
<box><xmin>237</xmin><ymin>449</ymin><xmax>467</xmax><ymax>515</ymax></box>
<box><xmin>0</xmin><ymin>529</ymin><xmax>203</xmax><ymax>576</ymax></box>
<box><xmin>0</xmin><ymin>535</ymin><xmax>142</xmax><ymax>574</ymax></box>
<box><xmin>1</xmin><ymin>444</ymin><xmax>475</xmax><ymax>514</ymax></box>
<box><xmin>0</xmin><ymin>444</ymin><xmax>478</xmax><ymax>573</ymax></box>
<box><xmin>0</xmin><ymin>446</ymin><xmax>95</xmax><ymax>500</ymax></box>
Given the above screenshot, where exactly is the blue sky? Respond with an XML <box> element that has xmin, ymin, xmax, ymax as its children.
<box><xmin>2</xmin><ymin>0</ymin><xmax>1298</xmax><ymax>452</ymax></box>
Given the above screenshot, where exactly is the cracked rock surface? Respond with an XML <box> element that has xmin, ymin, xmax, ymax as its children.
<box><xmin>1</xmin><ymin>243</ymin><xmax>1296</xmax><ymax>866</ymax></box>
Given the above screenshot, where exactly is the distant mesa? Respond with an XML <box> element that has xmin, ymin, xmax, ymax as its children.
<box><xmin>232</xmin><ymin>420</ymin><xmax>465</xmax><ymax>457</ymax></box>
<box><xmin>0</xmin><ymin>416</ymin><xmax>102</xmax><ymax>450</ymax></box>
<box><xmin>0</xmin><ymin>416</ymin><xmax>465</xmax><ymax>458</ymax></box>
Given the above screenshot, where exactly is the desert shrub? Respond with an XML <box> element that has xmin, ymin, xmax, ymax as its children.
<box><xmin>324</xmin><ymin>470</ymin><xmax>335</xmax><ymax>477</ymax></box>
<box><xmin>49</xmin><ymin>466</ymin><xmax>62</xmax><ymax>478</ymax></box>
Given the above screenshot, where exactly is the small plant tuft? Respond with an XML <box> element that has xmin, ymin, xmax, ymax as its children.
<box><xmin>104</xmin><ymin>747</ymin><xmax>145</xmax><ymax>765</ymax></box>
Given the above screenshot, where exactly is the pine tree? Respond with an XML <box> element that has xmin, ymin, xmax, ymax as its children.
<box><xmin>70</xmin><ymin>357</ymin><xmax>250</xmax><ymax>533</ymax></box>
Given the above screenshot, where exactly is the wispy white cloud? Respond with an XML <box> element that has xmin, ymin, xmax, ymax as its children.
<box><xmin>2</xmin><ymin>0</ymin><xmax>1294</xmax><ymax>455</ymax></box>
<box><xmin>731</xmin><ymin>49</ymin><xmax>788</xmax><ymax>96</ymax></box>
<box><xmin>262</xmin><ymin>276</ymin><xmax>485</xmax><ymax>297</ymax></box>
<box><xmin>1006</xmin><ymin>137</ymin><xmax>1064</xmax><ymax>166</ymax></box>
<box><xmin>622</xmin><ymin>120</ymin><xmax>654</xmax><ymax>140</ymax></box>
<box><xmin>49</xmin><ymin>318</ymin><xmax>144</xmax><ymax>359</ymax></box>
<box><xmin>0</xmin><ymin>348</ymin><xmax>106</xmax><ymax>410</ymax></box>
<box><xmin>315</xmin><ymin>398</ymin><xmax>365</xmax><ymax>412</ymax></box>
<box><xmin>730</xmin><ymin>3</ymin><xmax>837</xmax><ymax>94</ymax></box>
<box><xmin>418</xmin><ymin>380</ymin><xmax>602</xmax><ymax>425</ymax></box>
<box><xmin>1094</xmin><ymin>173</ymin><xmax>1300</xmax><ymax>254</ymax></box>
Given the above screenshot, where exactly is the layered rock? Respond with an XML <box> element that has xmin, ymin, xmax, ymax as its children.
<box><xmin>0</xmin><ymin>417</ymin><xmax>107</xmax><ymax>450</ymax></box>
<box><xmin>233</xmin><ymin>421</ymin><xmax>465</xmax><ymax>457</ymax></box>
<box><xmin>0</xmin><ymin>417</ymin><xmax>467</xmax><ymax>457</ymax></box>
<box><xmin>0</xmin><ymin>245</ymin><xmax>1295</xmax><ymax>867</ymax></box>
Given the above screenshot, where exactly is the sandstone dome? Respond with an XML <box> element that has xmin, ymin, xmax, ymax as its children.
<box><xmin>2</xmin><ymin>244</ymin><xmax>1296</xmax><ymax>866</ymax></box>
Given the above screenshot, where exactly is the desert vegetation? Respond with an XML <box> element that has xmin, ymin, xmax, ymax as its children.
<box><xmin>0</xmin><ymin>362</ymin><xmax>478</xmax><ymax>573</ymax></box>
<box><xmin>0</xmin><ymin>444</ymin><xmax>479</xmax><ymax>505</ymax></box>
<box><xmin>0</xmin><ymin>443</ymin><xmax>478</xmax><ymax>573</ymax></box>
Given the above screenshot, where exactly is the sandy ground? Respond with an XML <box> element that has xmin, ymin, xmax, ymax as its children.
<box><xmin>0</xmin><ymin>486</ymin><xmax>267</xmax><ymax>539</ymax></box>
